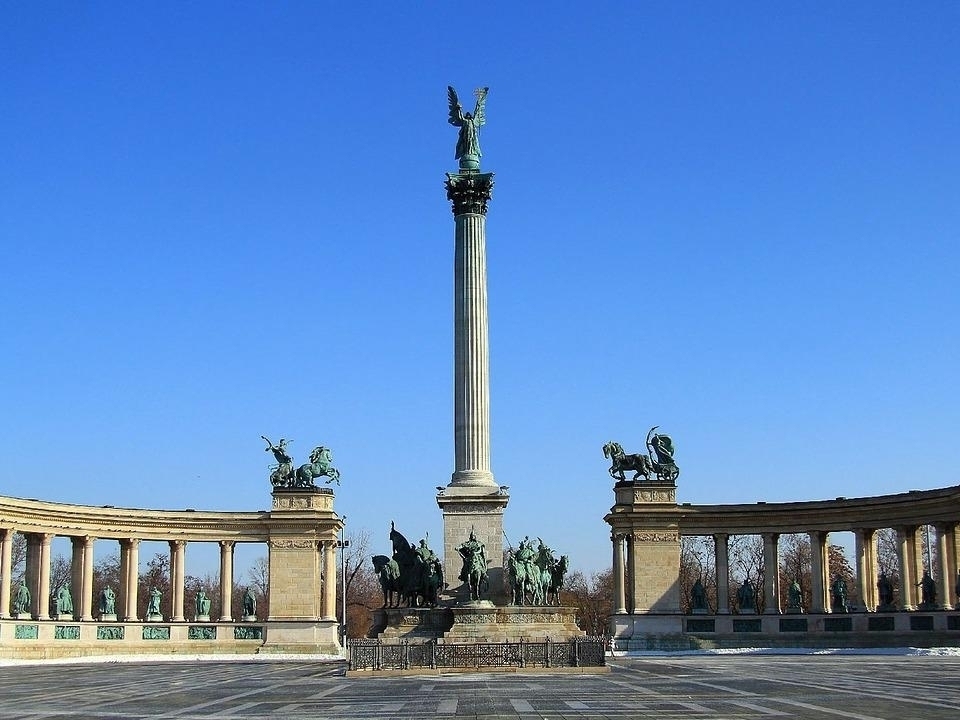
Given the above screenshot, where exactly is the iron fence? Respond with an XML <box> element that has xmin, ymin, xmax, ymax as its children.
<box><xmin>348</xmin><ymin>637</ymin><xmax>606</xmax><ymax>671</ymax></box>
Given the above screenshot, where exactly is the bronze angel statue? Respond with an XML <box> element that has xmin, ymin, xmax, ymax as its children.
<box><xmin>448</xmin><ymin>86</ymin><xmax>488</xmax><ymax>171</ymax></box>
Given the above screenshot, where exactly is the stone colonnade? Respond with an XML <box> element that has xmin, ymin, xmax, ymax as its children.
<box><xmin>608</xmin><ymin>484</ymin><xmax>960</xmax><ymax>617</ymax></box>
<box><xmin>0</xmin><ymin>488</ymin><xmax>342</xmax><ymax>634</ymax></box>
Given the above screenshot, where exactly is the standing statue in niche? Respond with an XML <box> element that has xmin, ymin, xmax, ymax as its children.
<box><xmin>456</xmin><ymin>529</ymin><xmax>489</xmax><ymax>601</ymax></box>
<box><xmin>831</xmin><ymin>575</ymin><xmax>849</xmax><ymax>613</ymax></box>
<box><xmin>13</xmin><ymin>583</ymin><xmax>30</xmax><ymax>615</ymax></box>
<box><xmin>54</xmin><ymin>585</ymin><xmax>74</xmax><ymax>616</ymax></box>
<box><xmin>147</xmin><ymin>587</ymin><xmax>162</xmax><ymax>617</ymax></box>
<box><xmin>786</xmin><ymin>579</ymin><xmax>803</xmax><ymax>612</ymax></box>
<box><xmin>737</xmin><ymin>578</ymin><xmax>756</xmax><ymax>614</ymax></box>
<box><xmin>195</xmin><ymin>589</ymin><xmax>212</xmax><ymax>618</ymax></box>
<box><xmin>242</xmin><ymin>588</ymin><xmax>257</xmax><ymax>618</ymax></box>
<box><xmin>690</xmin><ymin>577</ymin><xmax>708</xmax><ymax>612</ymax></box>
<box><xmin>877</xmin><ymin>572</ymin><xmax>895</xmax><ymax>610</ymax></box>
<box><xmin>447</xmin><ymin>86</ymin><xmax>488</xmax><ymax>171</ymax></box>
<box><xmin>918</xmin><ymin>571</ymin><xmax>937</xmax><ymax>609</ymax></box>
<box><xmin>99</xmin><ymin>586</ymin><xmax>116</xmax><ymax>616</ymax></box>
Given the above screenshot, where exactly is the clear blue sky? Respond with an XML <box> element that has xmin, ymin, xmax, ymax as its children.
<box><xmin>2</xmin><ymin>3</ymin><xmax>957</xmax><ymax>576</ymax></box>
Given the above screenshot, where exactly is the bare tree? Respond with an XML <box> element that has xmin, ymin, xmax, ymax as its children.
<box><xmin>561</xmin><ymin>568</ymin><xmax>612</xmax><ymax>636</ymax></box>
<box><xmin>728</xmin><ymin>535</ymin><xmax>765</xmax><ymax>612</ymax></box>
<box><xmin>10</xmin><ymin>532</ymin><xmax>26</xmax><ymax>586</ymax></box>
<box><xmin>247</xmin><ymin>556</ymin><xmax>269</xmax><ymax>612</ymax></box>
<box><xmin>679</xmin><ymin>536</ymin><xmax>716</xmax><ymax>613</ymax></box>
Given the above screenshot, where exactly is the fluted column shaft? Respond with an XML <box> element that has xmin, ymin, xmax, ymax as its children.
<box><xmin>169</xmin><ymin>540</ymin><xmax>186</xmax><ymax>621</ymax></box>
<box><xmin>762</xmin><ymin>533</ymin><xmax>780</xmax><ymax>614</ymax></box>
<box><xmin>612</xmin><ymin>533</ymin><xmax>626</xmax><ymax>614</ymax></box>
<box><xmin>809</xmin><ymin>531</ymin><xmax>828</xmax><ymax>613</ymax></box>
<box><xmin>81</xmin><ymin>536</ymin><xmax>95</xmax><ymax>621</ymax></box>
<box><xmin>714</xmin><ymin>533</ymin><xmax>730</xmax><ymax>614</ymax></box>
<box><xmin>37</xmin><ymin>534</ymin><xmax>53</xmax><ymax>620</ymax></box>
<box><xmin>0</xmin><ymin>529</ymin><xmax>12</xmax><ymax>619</ymax></box>
<box><xmin>219</xmin><ymin>541</ymin><xmax>234</xmax><ymax>621</ymax></box>
<box><xmin>854</xmin><ymin>528</ymin><xmax>875</xmax><ymax>611</ymax></box>
<box><xmin>936</xmin><ymin>524</ymin><xmax>953</xmax><ymax>610</ymax></box>
<box><xmin>452</xmin><ymin>212</ymin><xmax>494</xmax><ymax>486</ymax></box>
<box><xmin>123</xmin><ymin>538</ymin><xmax>140</xmax><ymax>621</ymax></box>
<box><xmin>25</xmin><ymin>533</ymin><xmax>40</xmax><ymax>617</ymax></box>
<box><xmin>322</xmin><ymin>540</ymin><xmax>337</xmax><ymax>621</ymax></box>
<box><xmin>896</xmin><ymin>527</ymin><xmax>916</xmax><ymax>610</ymax></box>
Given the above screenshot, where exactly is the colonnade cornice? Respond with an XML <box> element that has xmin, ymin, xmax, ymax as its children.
<box><xmin>607</xmin><ymin>484</ymin><xmax>960</xmax><ymax>536</ymax></box>
<box><xmin>0</xmin><ymin>494</ymin><xmax>276</xmax><ymax>542</ymax></box>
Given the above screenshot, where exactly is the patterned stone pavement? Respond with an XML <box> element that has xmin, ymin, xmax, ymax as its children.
<box><xmin>1</xmin><ymin>655</ymin><xmax>959</xmax><ymax>718</ymax></box>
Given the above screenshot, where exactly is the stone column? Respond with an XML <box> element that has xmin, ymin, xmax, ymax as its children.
<box><xmin>25</xmin><ymin>533</ymin><xmax>40</xmax><ymax>617</ymax></box>
<box><xmin>37</xmin><ymin>533</ymin><xmax>53</xmax><ymax>620</ymax></box>
<box><xmin>947</xmin><ymin>524</ymin><xmax>959</xmax><ymax>608</ymax></box>
<box><xmin>67</xmin><ymin>537</ymin><xmax>84</xmax><ymax>620</ymax></box>
<box><xmin>762</xmin><ymin>533</ymin><xmax>780</xmax><ymax>614</ymax></box>
<box><xmin>322</xmin><ymin>540</ymin><xmax>337</xmax><ymax>621</ymax></box>
<box><xmin>612</xmin><ymin>532</ymin><xmax>626</xmax><ymax>614</ymax></box>
<box><xmin>714</xmin><ymin>533</ymin><xmax>730</xmax><ymax>614</ymax></box>
<box><xmin>81</xmin><ymin>536</ymin><xmax>95</xmax><ymax>621</ymax></box>
<box><xmin>0</xmin><ymin>529</ymin><xmax>12</xmax><ymax>619</ymax></box>
<box><xmin>123</xmin><ymin>538</ymin><xmax>140</xmax><ymax>621</ymax></box>
<box><xmin>896</xmin><ymin>527</ymin><xmax>916</xmax><ymax>610</ymax></box>
<box><xmin>626</xmin><ymin>534</ymin><xmax>639</xmax><ymax>613</ymax></box>
<box><xmin>854</xmin><ymin>528</ymin><xmax>875</xmax><ymax>611</ymax></box>
<box><xmin>117</xmin><ymin>539</ymin><xmax>127</xmax><ymax>618</ymax></box>
<box><xmin>219</xmin><ymin>541</ymin><xmax>235</xmax><ymax>622</ymax></box>
<box><xmin>438</xmin><ymin>170</ymin><xmax>509</xmax><ymax>602</ymax></box>
<box><xmin>169</xmin><ymin>540</ymin><xmax>186</xmax><ymax>622</ymax></box>
<box><xmin>936</xmin><ymin>524</ymin><xmax>953</xmax><ymax>610</ymax></box>
<box><xmin>447</xmin><ymin>171</ymin><xmax>496</xmax><ymax>489</ymax></box>
<box><xmin>809</xmin><ymin>531</ymin><xmax>828</xmax><ymax>613</ymax></box>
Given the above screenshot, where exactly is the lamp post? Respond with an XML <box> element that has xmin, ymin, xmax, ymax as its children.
<box><xmin>336</xmin><ymin>517</ymin><xmax>350</xmax><ymax>647</ymax></box>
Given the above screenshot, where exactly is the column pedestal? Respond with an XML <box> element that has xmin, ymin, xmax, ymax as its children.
<box><xmin>437</xmin><ymin>487</ymin><xmax>509</xmax><ymax>604</ymax></box>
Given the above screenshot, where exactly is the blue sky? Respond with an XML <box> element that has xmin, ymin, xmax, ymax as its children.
<box><xmin>1</xmin><ymin>3</ymin><xmax>958</xmax><ymax>576</ymax></box>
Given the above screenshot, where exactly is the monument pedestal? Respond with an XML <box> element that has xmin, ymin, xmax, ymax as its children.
<box><xmin>369</xmin><ymin>605</ymin><xmax>585</xmax><ymax>643</ymax></box>
<box><xmin>437</xmin><ymin>486</ymin><xmax>509</xmax><ymax>604</ymax></box>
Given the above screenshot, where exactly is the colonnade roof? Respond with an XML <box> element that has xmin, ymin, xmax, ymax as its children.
<box><xmin>0</xmin><ymin>494</ymin><xmax>275</xmax><ymax>542</ymax></box>
<box><xmin>609</xmin><ymin>484</ymin><xmax>960</xmax><ymax>535</ymax></box>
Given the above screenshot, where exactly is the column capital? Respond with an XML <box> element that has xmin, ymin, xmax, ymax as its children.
<box><xmin>219</xmin><ymin>540</ymin><xmax>236</xmax><ymax>550</ymax></box>
<box><xmin>169</xmin><ymin>539</ymin><xmax>187</xmax><ymax>549</ymax></box>
<box><xmin>445</xmin><ymin>171</ymin><xmax>494</xmax><ymax>215</ymax></box>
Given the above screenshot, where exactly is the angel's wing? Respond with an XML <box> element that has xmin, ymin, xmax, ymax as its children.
<box><xmin>447</xmin><ymin>86</ymin><xmax>463</xmax><ymax>126</ymax></box>
<box><xmin>473</xmin><ymin>86</ymin><xmax>489</xmax><ymax>126</ymax></box>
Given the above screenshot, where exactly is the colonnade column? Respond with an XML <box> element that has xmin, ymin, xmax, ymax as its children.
<box><xmin>762</xmin><ymin>533</ymin><xmax>780</xmax><ymax>614</ymax></box>
<box><xmin>809</xmin><ymin>531</ymin><xmax>828</xmax><ymax>613</ymax></box>
<box><xmin>948</xmin><ymin>525</ymin><xmax>960</xmax><ymax>607</ymax></box>
<box><xmin>322</xmin><ymin>540</ymin><xmax>337</xmax><ymax>621</ymax></box>
<box><xmin>37</xmin><ymin>533</ymin><xmax>53</xmax><ymax>620</ymax></box>
<box><xmin>714</xmin><ymin>533</ymin><xmax>730</xmax><ymax>614</ymax></box>
<box><xmin>612</xmin><ymin>533</ymin><xmax>626</xmax><ymax>614</ymax></box>
<box><xmin>81</xmin><ymin>536</ymin><xmax>95</xmax><ymax>621</ymax></box>
<box><xmin>896</xmin><ymin>527</ymin><xmax>916</xmax><ymax>610</ymax></box>
<box><xmin>123</xmin><ymin>538</ymin><xmax>140</xmax><ymax>621</ymax></box>
<box><xmin>70</xmin><ymin>537</ymin><xmax>84</xmax><ymax>619</ymax></box>
<box><xmin>854</xmin><ymin>528</ymin><xmax>875</xmax><ymax>611</ymax></box>
<box><xmin>25</xmin><ymin>534</ymin><xmax>40</xmax><ymax>617</ymax></box>
<box><xmin>935</xmin><ymin>524</ymin><xmax>953</xmax><ymax>610</ymax></box>
<box><xmin>626</xmin><ymin>534</ymin><xmax>638</xmax><ymax>613</ymax></box>
<box><xmin>0</xmin><ymin>529</ymin><xmax>12</xmax><ymax>619</ymax></box>
<box><xmin>219</xmin><ymin>541</ymin><xmax>234</xmax><ymax>622</ymax></box>
<box><xmin>169</xmin><ymin>540</ymin><xmax>186</xmax><ymax>622</ymax></box>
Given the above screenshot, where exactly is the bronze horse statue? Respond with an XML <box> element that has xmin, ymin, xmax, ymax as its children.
<box><xmin>602</xmin><ymin>441</ymin><xmax>653</xmax><ymax>482</ymax></box>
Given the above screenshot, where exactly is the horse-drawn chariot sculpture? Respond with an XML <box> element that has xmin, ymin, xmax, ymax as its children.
<box><xmin>603</xmin><ymin>426</ymin><xmax>679</xmax><ymax>484</ymax></box>
<box><xmin>262</xmin><ymin>435</ymin><xmax>341</xmax><ymax>488</ymax></box>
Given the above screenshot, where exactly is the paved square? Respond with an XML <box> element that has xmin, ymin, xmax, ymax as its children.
<box><xmin>1</xmin><ymin>655</ymin><xmax>958</xmax><ymax>718</ymax></box>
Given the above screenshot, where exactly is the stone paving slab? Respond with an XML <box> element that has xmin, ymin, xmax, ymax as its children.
<box><xmin>0</xmin><ymin>655</ymin><xmax>959</xmax><ymax>718</ymax></box>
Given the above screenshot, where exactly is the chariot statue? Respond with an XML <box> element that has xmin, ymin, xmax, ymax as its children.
<box><xmin>263</xmin><ymin>435</ymin><xmax>341</xmax><ymax>488</ymax></box>
<box><xmin>603</xmin><ymin>426</ymin><xmax>679</xmax><ymax>483</ymax></box>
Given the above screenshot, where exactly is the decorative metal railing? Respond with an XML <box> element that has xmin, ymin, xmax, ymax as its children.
<box><xmin>347</xmin><ymin>637</ymin><xmax>606</xmax><ymax>671</ymax></box>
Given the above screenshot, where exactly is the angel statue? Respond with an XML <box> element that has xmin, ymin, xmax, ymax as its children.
<box><xmin>448</xmin><ymin>86</ymin><xmax>488</xmax><ymax>171</ymax></box>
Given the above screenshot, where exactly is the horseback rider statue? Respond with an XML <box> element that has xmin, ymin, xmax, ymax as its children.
<box><xmin>456</xmin><ymin>529</ymin><xmax>489</xmax><ymax>601</ymax></box>
<box><xmin>263</xmin><ymin>435</ymin><xmax>341</xmax><ymax>488</ymax></box>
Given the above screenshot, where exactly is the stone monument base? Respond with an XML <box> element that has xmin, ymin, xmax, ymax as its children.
<box><xmin>370</xmin><ymin>606</ymin><xmax>585</xmax><ymax>643</ymax></box>
<box><xmin>56</xmin><ymin>613</ymin><xmax>74</xmax><ymax>621</ymax></box>
<box><xmin>146</xmin><ymin>613</ymin><xmax>163</xmax><ymax>622</ymax></box>
<box><xmin>195</xmin><ymin>614</ymin><xmax>211</xmax><ymax>622</ymax></box>
<box><xmin>99</xmin><ymin>613</ymin><xmax>117</xmax><ymax>622</ymax></box>
<box><xmin>258</xmin><ymin>620</ymin><xmax>340</xmax><ymax>654</ymax></box>
<box><xmin>241</xmin><ymin>614</ymin><xmax>257</xmax><ymax>622</ymax></box>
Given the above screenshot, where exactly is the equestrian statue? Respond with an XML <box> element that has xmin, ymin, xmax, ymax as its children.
<box><xmin>603</xmin><ymin>426</ymin><xmax>679</xmax><ymax>484</ymax></box>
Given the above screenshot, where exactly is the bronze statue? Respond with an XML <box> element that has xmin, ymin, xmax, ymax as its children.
<box><xmin>147</xmin><ymin>587</ymin><xmax>162</xmax><ymax>616</ymax></box>
<box><xmin>373</xmin><ymin>523</ymin><xmax>443</xmax><ymax>608</ymax></box>
<box><xmin>54</xmin><ymin>585</ymin><xmax>73</xmax><ymax>615</ymax></box>
<box><xmin>447</xmin><ymin>86</ymin><xmax>488</xmax><ymax>171</ymax></box>
<box><xmin>918</xmin><ymin>571</ymin><xmax>937</xmax><ymax>608</ymax></box>
<box><xmin>99</xmin><ymin>586</ymin><xmax>116</xmax><ymax>615</ymax></box>
<box><xmin>456</xmin><ymin>530</ymin><xmax>488</xmax><ymax>601</ymax></box>
<box><xmin>690</xmin><ymin>577</ymin><xmax>708</xmax><ymax>612</ymax></box>
<box><xmin>242</xmin><ymin>588</ymin><xmax>256</xmax><ymax>617</ymax></box>
<box><xmin>13</xmin><ymin>583</ymin><xmax>30</xmax><ymax>615</ymax></box>
<box><xmin>263</xmin><ymin>436</ymin><xmax>341</xmax><ymax>487</ymax></box>
<box><xmin>831</xmin><ymin>575</ymin><xmax>849</xmax><ymax>613</ymax></box>
<box><xmin>195</xmin><ymin>589</ymin><xmax>211</xmax><ymax>617</ymax></box>
<box><xmin>787</xmin><ymin>579</ymin><xmax>803</xmax><ymax>611</ymax></box>
<box><xmin>737</xmin><ymin>578</ymin><xmax>755</xmax><ymax>613</ymax></box>
<box><xmin>603</xmin><ymin>427</ymin><xmax>679</xmax><ymax>484</ymax></box>
<box><xmin>877</xmin><ymin>572</ymin><xmax>895</xmax><ymax>609</ymax></box>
